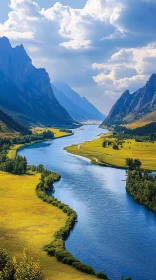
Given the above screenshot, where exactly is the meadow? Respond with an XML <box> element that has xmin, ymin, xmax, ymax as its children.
<box><xmin>31</xmin><ymin>127</ymin><xmax>72</xmax><ymax>138</ymax></box>
<box><xmin>0</xmin><ymin>128</ymin><xmax>99</xmax><ymax>279</ymax></box>
<box><xmin>65</xmin><ymin>134</ymin><xmax>156</xmax><ymax>171</ymax></box>
<box><xmin>0</xmin><ymin>171</ymin><xmax>96</xmax><ymax>280</ymax></box>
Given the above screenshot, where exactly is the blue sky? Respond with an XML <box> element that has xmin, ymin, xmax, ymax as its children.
<box><xmin>0</xmin><ymin>0</ymin><xmax>156</xmax><ymax>114</ymax></box>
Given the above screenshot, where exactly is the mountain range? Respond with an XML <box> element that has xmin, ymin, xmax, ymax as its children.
<box><xmin>52</xmin><ymin>82</ymin><xmax>104</xmax><ymax>122</ymax></box>
<box><xmin>0</xmin><ymin>37</ymin><xmax>77</xmax><ymax>128</ymax></box>
<box><xmin>102</xmin><ymin>73</ymin><xmax>156</xmax><ymax>127</ymax></box>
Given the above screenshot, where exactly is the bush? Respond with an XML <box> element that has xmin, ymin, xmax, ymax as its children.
<box><xmin>14</xmin><ymin>249</ymin><xmax>44</xmax><ymax>280</ymax></box>
<box><xmin>73</xmin><ymin>262</ymin><xmax>95</xmax><ymax>274</ymax></box>
<box><xmin>96</xmin><ymin>271</ymin><xmax>108</xmax><ymax>279</ymax></box>
<box><xmin>113</xmin><ymin>143</ymin><xmax>119</xmax><ymax>150</ymax></box>
<box><xmin>0</xmin><ymin>248</ymin><xmax>44</xmax><ymax>280</ymax></box>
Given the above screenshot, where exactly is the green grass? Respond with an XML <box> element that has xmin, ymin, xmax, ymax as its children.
<box><xmin>0</xmin><ymin>171</ymin><xmax>96</xmax><ymax>280</ymax></box>
<box><xmin>65</xmin><ymin>134</ymin><xmax>156</xmax><ymax>171</ymax></box>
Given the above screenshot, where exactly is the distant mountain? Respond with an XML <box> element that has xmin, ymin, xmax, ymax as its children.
<box><xmin>102</xmin><ymin>74</ymin><xmax>156</xmax><ymax>126</ymax></box>
<box><xmin>52</xmin><ymin>82</ymin><xmax>104</xmax><ymax>121</ymax></box>
<box><xmin>0</xmin><ymin>37</ymin><xmax>77</xmax><ymax>127</ymax></box>
<box><xmin>0</xmin><ymin>109</ymin><xmax>28</xmax><ymax>135</ymax></box>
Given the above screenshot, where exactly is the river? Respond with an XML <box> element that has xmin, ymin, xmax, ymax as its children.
<box><xmin>19</xmin><ymin>125</ymin><xmax>156</xmax><ymax>280</ymax></box>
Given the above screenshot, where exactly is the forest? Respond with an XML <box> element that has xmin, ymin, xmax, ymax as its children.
<box><xmin>126</xmin><ymin>170</ymin><xmax>156</xmax><ymax>212</ymax></box>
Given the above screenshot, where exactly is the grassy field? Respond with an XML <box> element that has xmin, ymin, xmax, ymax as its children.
<box><xmin>65</xmin><ymin>134</ymin><xmax>156</xmax><ymax>171</ymax></box>
<box><xmin>0</xmin><ymin>171</ymin><xmax>96</xmax><ymax>280</ymax></box>
<box><xmin>32</xmin><ymin>127</ymin><xmax>72</xmax><ymax>138</ymax></box>
<box><xmin>7</xmin><ymin>144</ymin><xmax>24</xmax><ymax>159</ymax></box>
<box><xmin>7</xmin><ymin>128</ymin><xmax>72</xmax><ymax>159</ymax></box>
<box><xmin>123</xmin><ymin>121</ymin><xmax>151</xmax><ymax>129</ymax></box>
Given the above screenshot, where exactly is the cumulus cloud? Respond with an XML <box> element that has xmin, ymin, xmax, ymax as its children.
<box><xmin>93</xmin><ymin>43</ymin><xmax>156</xmax><ymax>97</ymax></box>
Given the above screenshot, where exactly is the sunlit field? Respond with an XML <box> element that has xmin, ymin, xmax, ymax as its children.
<box><xmin>65</xmin><ymin>134</ymin><xmax>156</xmax><ymax>171</ymax></box>
<box><xmin>0</xmin><ymin>171</ymin><xmax>96</xmax><ymax>280</ymax></box>
<box><xmin>32</xmin><ymin>127</ymin><xmax>72</xmax><ymax>138</ymax></box>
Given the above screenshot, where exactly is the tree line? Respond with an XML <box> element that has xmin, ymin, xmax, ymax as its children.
<box><xmin>126</xmin><ymin>170</ymin><xmax>156</xmax><ymax>212</ymax></box>
<box><xmin>0</xmin><ymin>130</ymin><xmax>55</xmax><ymax>175</ymax></box>
<box><xmin>114</xmin><ymin>122</ymin><xmax>156</xmax><ymax>142</ymax></box>
<box><xmin>125</xmin><ymin>157</ymin><xmax>156</xmax><ymax>212</ymax></box>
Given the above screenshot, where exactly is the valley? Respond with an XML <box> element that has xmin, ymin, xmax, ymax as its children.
<box><xmin>0</xmin><ymin>33</ymin><xmax>156</xmax><ymax>280</ymax></box>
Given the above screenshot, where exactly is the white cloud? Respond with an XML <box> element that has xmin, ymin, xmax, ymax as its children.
<box><xmin>93</xmin><ymin>43</ymin><xmax>156</xmax><ymax>96</ymax></box>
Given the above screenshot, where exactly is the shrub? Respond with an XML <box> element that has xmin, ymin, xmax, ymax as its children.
<box><xmin>96</xmin><ymin>271</ymin><xmax>108</xmax><ymax>279</ymax></box>
<box><xmin>113</xmin><ymin>143</ymin><xmax>119</xmax><ymax>150</ymax></box>
<box><xmin>14</xmin><ymin>249</ymin><xmax>44</xmax><ymax>280</ymax></box>
<box><xmin>0</xmin><ymin>248</ymin><xmax>44</xmax><ymax>280</ymax></box>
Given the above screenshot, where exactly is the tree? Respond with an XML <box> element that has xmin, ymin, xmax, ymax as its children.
<box><xmin>113</xmin><ymin>143</ymin><xmax>119</xmax><ymax>150</ymax></box>
<box><xmin>42</xmin><ymin>130</ymin><xmax>54</xmax><ymax>139</ymax></box>
<box><xmin>134</xmin><ymin>159</ymin><xmax>142</xmax><ymax>170</ymax></box>
<box><xmin>126</xmin><ymin>158</ymin><xmax>134</xmax><ymax>170</ymax></box>
<box><xmin>102</xmin><ymin>141</ymin><xmax>107</xmax><ymax>148</ymax></box>
<box><xmin>126</xmin><ymin>158</ymin><xmax>142</xmax><ymax>170</ymax></box>
<box><xmin>37</xmin><ymin>165</ymin><xmax>45</xmax><ymax>173</ymax></box>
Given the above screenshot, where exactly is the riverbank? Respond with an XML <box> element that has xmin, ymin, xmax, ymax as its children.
<box><xmin>8</xmin><ymin>128</ymin><xmax>73</xmax><ymax>159</ymax></box>
<box><xmin>65</xmin><ymin>133</ymin><xmax>156</xmax><ymax>171</ymax></box>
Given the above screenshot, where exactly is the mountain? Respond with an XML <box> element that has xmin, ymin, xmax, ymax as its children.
<box><xmin>52</xmin><ymin>82</ymin><xmax>104</xmax><ymax>121</ymax></box>
<box><xmin>102</xmin><ymin>74</ymin><xmax>156</xmax><ymax>126</ymax></box>
<box><xmin>0</xmin><ymin>109</ymin><xmax>29</xmax><ymax>135</ymax></box>
<box><xmin>0</xmin><ymin>37</ymin><xmax>77</xmax><ymax>127</ymax></box>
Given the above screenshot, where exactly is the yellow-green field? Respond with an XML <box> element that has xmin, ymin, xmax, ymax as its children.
<box><xmin>7</xmin><ymin>144</ymin><xmax>24</xmax><ymax>159</ymax></box>
<box><xmin>7</xmin><ymin>128</ymin><xmax>72</xmax><ymax>159</ymax></box>
<box><xmin>0</xmin><ymin>171</ymin><xmax>95</xmax><ymax>280</ymax></box>
<box><xmin>32</xmin><ymin>127</ymin><xmax>72</xmax><ymax>138</ymax></box>
<box><xmin>123</xmin><ymin>121</ymin><xmax>151</xmax><ymax>129</ymax></box>
<box><xmin>65</xmin><ymin>134</ymin><xmax>156</xmax><ymax>171</ymax></box>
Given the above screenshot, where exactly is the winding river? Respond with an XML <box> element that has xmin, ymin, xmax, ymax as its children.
<box><xmin>19</xmin><ymin>125</ymin><xmax>156</xmax><ymax>280</ymax></box>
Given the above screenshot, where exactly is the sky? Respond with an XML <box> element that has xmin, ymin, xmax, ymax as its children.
<box><xmin>0</xmin><ymin>0</ymin><xmax>156</xmax><ymax>114</ymax></box>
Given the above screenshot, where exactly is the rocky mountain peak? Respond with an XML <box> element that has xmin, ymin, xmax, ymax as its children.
<box><xmin>102</xmin><ymin>73</ymin><xmax>156</xmax><ymax>126</ymax></box>
<box><xmin>0</xmin><ymin>36</ymin><xmax>76</xmax><ymax>127</ymax></box>
<box><xmin>0</xmin><ymin>37</ymin><xmax>11</xmax><ymax>49</ymax></box>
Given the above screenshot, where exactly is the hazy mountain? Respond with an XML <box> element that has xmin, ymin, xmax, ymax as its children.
<box><xmin>0</xmin><ymin>37</ymin><xmax>77</xmax><ymax>127</ymax></box>
<box><xmin>102</xmin><ymin>74</ymin><xmax>156</xmax><ymax>126</ymax></box>
<box><xmin>53</xmin><ymin>82</ymin><xmax>104</xmax><ymax>121</ymax></box>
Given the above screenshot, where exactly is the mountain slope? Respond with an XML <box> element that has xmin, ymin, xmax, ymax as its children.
<box><xmin>53</xmin><ymin>82</ymin><xmax>104</xmax><ymax>121</ymax></box>
<box><xmin>0</xmin><ymin>37</ymin><xmax>77</xmax><ymax>127</ymax></box>
<box><xmin>0</xmin><ymin>109</ymin><xmax>28</xmax><ymax>135</ymax></box>
<box><xmin>102</xmin><ymin>74</ymin><xmax>156</xmax><ymax>126</ymax></box>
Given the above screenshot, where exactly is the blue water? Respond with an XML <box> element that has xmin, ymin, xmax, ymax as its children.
<box><xmin>19</xmin><ymin>125</ymin><xmax>156</xmax><ymax>280</ymax></box>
